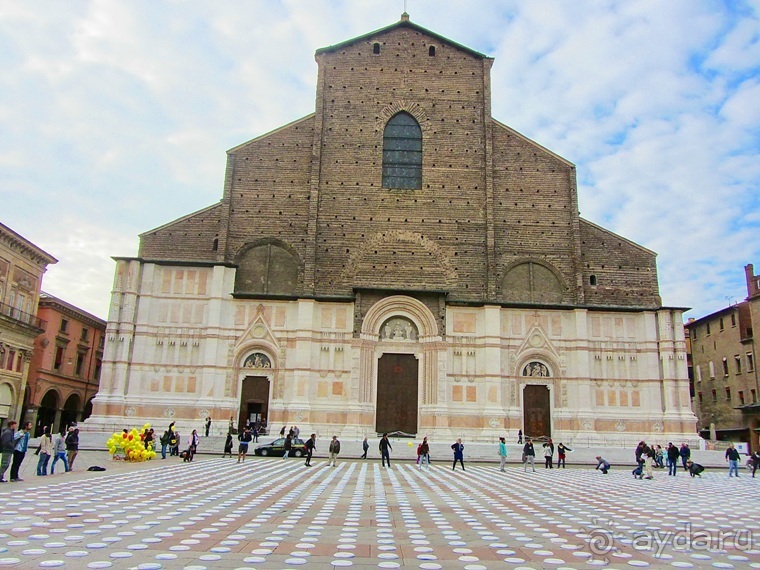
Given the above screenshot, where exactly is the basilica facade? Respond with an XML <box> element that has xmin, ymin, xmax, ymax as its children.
<box><xmin>88</xmin><ymin>15</ymin><xmax>698</xmax><ymax>444</ymax></box>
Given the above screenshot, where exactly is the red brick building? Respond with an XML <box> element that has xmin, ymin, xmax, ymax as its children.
<box><xmin>26</xmin><ymin>293</ymin><xmax>105</xmax><ymax>435</ymax></box>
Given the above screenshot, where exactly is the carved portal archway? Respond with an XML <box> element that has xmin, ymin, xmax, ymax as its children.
<box><xmin>356</xmin><ymin>296</ymin><xmax>443</xmax><ymax>434</ymax></box>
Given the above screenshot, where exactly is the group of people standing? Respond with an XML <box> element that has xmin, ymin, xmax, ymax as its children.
<box><xmin>520</xmin><ymin>437</ymin><xmax>571</xmax><ymax>471</ymax></box>
<box><xmin>0</xmin><ymin>420</ymin><xmax>79</xmax><ymax>481</ymax></box>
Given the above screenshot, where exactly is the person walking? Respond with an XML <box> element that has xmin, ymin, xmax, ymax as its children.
<box><xmin>595</xmin><ymin>456</ymin><xmax>611</xmax><ymax>474</ymax></box>
<box><xmin>523</xmin><ymin>438</ymin><xmax>536</xmax><ymax>472</ymax></box>
<box><xmin>498</xmin><ymin>436</ymin><xmax>507</xmax><ymax>472</ymax></box>
<box><xmin>64</xmin><ymin>425</ymin><xmax>79</xmax><ymax>472</ymax></box>
<box><xmin>679</xmin><ymin>443</ymin><xmax>691</xmax><ymax>472</ymax></box>
<box><xmin>557</xmin><ymin>442</ymin><xmax>571</xmax><ymax>468</ymax></box>
<box><xmin>205</xmin><ymin>417</ymin><xmax>211</xmax><ymax>437</ymax></box>
<box><xmin>280</xmin><ymin>426</ymin><xmax>286</xmax><ymax>437</ymax></box>
<box><xmin>543</xmin><ymin>441</ymin><xmax>554</xmax><ymax>469</ymax></box>
<box><xmin>361</xmin><ymin>437</ymin><xmax>369</xmax><ymax>459</ymax></box>
<box><xmin>237</xmin><ymin>426</ymin><xmax>252</xmax><ymax>463</ymax></box>
<box><xmin>222</xmin><ymin>432</ymin><xmax>233</xmax><ymax>458</ymax></box>
<box><xmin>50</xmin><ymin>432</ymin><xmax>68</xmax><ymax>474</ymax></box>
<box><xmin>419</xmin><ymin>437</ymin><xmax>430</xmax><ymax>470</ymax></box>
<box><xmin>643</xmin><ymin>444</ymin><xmax>655</xmax><ymax>480</ymax></box>
<box><xmin>750</xmin><ymin>451</ymin><xmax>760</xmax><ymax>478</ymax></box>
<box><xmin>666</xmin><ymin>442</ymin><xmax>680</xmax><ymax>476</ymax></box>
<box><xmin>379</xmin><ymin>433</ymin><xmax>392</xmax><ymax>468</ymax></box>
<box><xmin>304</xmin><ymin>433</ymin><xmax>316</xmax><ymax>466</ymax></box>
<box><xmin>451</xmin><ymin>438</ymin><xmax>465</xmax><ymax>471</ymax></box>
<box><xmin>36</xmin><ymin>426</ymin><xmax>52</xmax><ymax>476</ymax></box>
<box><xmin>169</xmin><ymin>426</ymin><xmax>179</xmax><ymax>457</ymax></box>
<box><xmin>186</xmin><ymin>429</ymin><xmax>199</xmax><ymax>462</ymax></box>
<box><xmin>282</xmin><ymin>433</ymin><xmax>292</xmax><ymax>459</ymax></box>
<box><xmin>10</xmin><ymin>421</ymin><xmax>32</xmax><ymax>481</ymax></box>
<box><xmin>726</xmin><ymin>443</ymin><xmax>741</xmax><ymax>477</ymax></box>
<box><xmin>517</xmin><ymin>429</ymin><xmax>523</xmax><ymax>444</ymax></box>
<box><xmin>0</xmin><ymin>420</ymin><xmax>17</xmax><ymax>483</ymax></box>
<box><xmin>328</xmin><ymin>435</ymin><xmax>341</xmax><ymax>467</ymax></box>
<box><xmin>252</xmin><ymin>425</ymin><xmax>259</xmax><ymax>443</ymax></box>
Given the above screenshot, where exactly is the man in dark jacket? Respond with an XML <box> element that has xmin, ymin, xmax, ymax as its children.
<box><xmin>65</xmin><ymin>426</ymin><xmax>79</xmax><ymax>471</ymax></box>
<box><xmin>328</xmin><ymin>436</ymin><xmax>340</xmax><ymax>467</ymax></box>
<box><xmin>666</xmin><ymin>443</ymin><xmax>680</xmax><ymax>476</ymax></box>
<box><xmin>304</xmin><ymin>434</ymin><xmax>316</xmax><ymax>466</ymax></box>
<box><xmin>0</xmin><ymin>420</ymin><xmax>17</xmax><ymax>483</ymax></box>
<box><xmin>523</xmin><ymin>439</ymin><xmax>536</xmax><ymax>472</ymax></box>
<box><xmin>686</xmin><ymin>460</ymin><xmax>704</xmax><ymax>478</ymax></box>
<box><xmin>379</xmin><ymin>434</ymin><xmax>392</xmax><ymax>468</ymax></box>
<box><xmin>726</xmin><ymin>443</ymin><xmax>741</xmax><ymax>477</ymax></box>
<box><xmin>679</xmin><ymin>443</ymin><xmax>691</xmax><ymax>471</ymax></box>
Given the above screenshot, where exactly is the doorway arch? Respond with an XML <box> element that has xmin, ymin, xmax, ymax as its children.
<box><xmin>38</xmin><ymin>389</ymin><xmax>59</xmax><ymax>435</ymax></box>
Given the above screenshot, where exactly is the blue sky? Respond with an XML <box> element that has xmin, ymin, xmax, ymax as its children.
<box><xmin>1</xmin><ymin>0</ymin><xmax>759</xmax><ymax>320</ymax></box>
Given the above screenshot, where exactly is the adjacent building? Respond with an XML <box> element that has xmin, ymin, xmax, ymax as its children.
<box><xmin>25</xmin><ymin>293</ymin><xmax>106</xmax><ymax>435</ymax></box>
<box><xmin>685</xmin><ymin>264</ymin><xmax>760</xmax><ymax>451</ymax></box>
<box><xmin>88</xmin><ymin>15</ymin><xmax>698</xmax><ymax>444</ymax></box>
<box><xmin>0</xmin><ymin>222</ymin><xmax>57</xmax><ymax>426</ymax></box>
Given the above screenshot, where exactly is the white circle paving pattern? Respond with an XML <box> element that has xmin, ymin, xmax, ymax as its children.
<box><xmin>0</xmin><ymin>458</ymin><xmax>758</xmax><ymax>568</ymax></box>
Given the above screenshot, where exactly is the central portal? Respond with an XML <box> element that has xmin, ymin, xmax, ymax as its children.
<box><xmin>239</xmin><ymin>376</ymin><xmax>270</xmax><ymax>432</ymax></box>
<box><xmin>376</xmin><ymin>353</ymin><xmax>418</xmax><ymax>435</ymax></box>
<box><xmin>523</xmin><ymin>384</ymin><xmax>551</xmax><ymax>438</ymax></box>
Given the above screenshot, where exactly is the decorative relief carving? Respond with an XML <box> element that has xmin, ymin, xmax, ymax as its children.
<box><xmin>243</xmin><ymin>352</ymin><xmax>272</xmax><ymax>369</ymax></box>
<box><xmin>199</xmin><ymin>409</ymin><xmax>209</xmax><ymax>419</ymax></box>
<box><xmin>488</xmin><ymin>418</ymin><xmax>500</xmax><ymax>429</ymax></box>
<box><xmin>615</xmin><ymin>420</ymin><xmax>626</xmax><ymax>432</ymax></box>
<box><xmin>125</xmin><ymin>406</ymin><xmax>135</xmax><ymax>416</ymax></box>
<box><xmin>522</xmin><ymin>362</ymin><xmax>550</xmax><ymax>377</ymax></box>
<box><xmin>380</xmin><ymin>317</ymin><xmax>418</xmax><ymax>341</ymax></box>
<box><xmin>162</xmin><ymin>408</ymin><xmax>174</xmax><ymax>418</ymax></box>
<box><xmin>582</xmin><ymin>419</ymin><xmax>593</xmax><ymax>430</ymax></box>
<box><xmin>652</xmin><ymin>421</ymin><xmax>664</xmax><ymax>433</ymax></box>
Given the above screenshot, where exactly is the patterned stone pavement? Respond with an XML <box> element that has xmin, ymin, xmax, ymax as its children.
<box><xmin>0</xmin><ymin>456</ymin><xmax>759</xmax><ymax>569</ymax></box>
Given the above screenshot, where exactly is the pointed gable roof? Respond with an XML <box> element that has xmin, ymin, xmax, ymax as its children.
<box><xmin>315</xmin><ymin>14</ymin><xmax>491</xmax><ymax>61</ymax></box>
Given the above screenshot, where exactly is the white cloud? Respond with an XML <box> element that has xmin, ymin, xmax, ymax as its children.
<box><xmin>1</xmin><ymin>0</ymin><xmax>758</xmax><ymax>321</ymax></box>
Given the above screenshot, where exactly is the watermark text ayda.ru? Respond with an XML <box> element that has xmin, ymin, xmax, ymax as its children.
<box><xmin>588</xmin><ymin>522</ymin><xmax>753</xmax><ymax>558</ymax></box>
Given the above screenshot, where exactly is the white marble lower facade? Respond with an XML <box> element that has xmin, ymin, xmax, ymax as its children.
<box><xmin>87</xmin><ymin>261</ymin><xmax>698</xmax><ymax>445</ymax></box>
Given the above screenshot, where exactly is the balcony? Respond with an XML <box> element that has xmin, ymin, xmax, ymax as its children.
<box><xmin>0</xmin><ymin>301</ymin><xmax>46</xmax><ymax>332</ymax></box>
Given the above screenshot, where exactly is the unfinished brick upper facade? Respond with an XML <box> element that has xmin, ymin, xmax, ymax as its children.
<box><xmin>138</xmin><ymin>18</ymin><xmax>661</xmax><ymax>310</ymax></box>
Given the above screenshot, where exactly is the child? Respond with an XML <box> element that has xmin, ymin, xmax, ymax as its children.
<box><xmin>223</xmin><ymin>433</ymin><xmax>233</xmax><ymax>457</ymax></box>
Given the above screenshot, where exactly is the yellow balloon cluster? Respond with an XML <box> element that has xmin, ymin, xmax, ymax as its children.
<box><xmin>106</xmin><ymin>423</ymin><xmax>157</xmax><ymax>462</ymax></box>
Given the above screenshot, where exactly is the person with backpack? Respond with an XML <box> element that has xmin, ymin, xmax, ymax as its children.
<box><xmin>237</xmin><ymin>426</ymin><xmax>252</xmax><ymax>463</ymax></box>
<box><xmin>304</xmin><ymin>433</ymin><xmax>316</xmax><ymax>466</ymax></box>
<box><xmin>64</xmin><ymin>425</ymin><xmax>79</xmax><ymax>472</ymax></box>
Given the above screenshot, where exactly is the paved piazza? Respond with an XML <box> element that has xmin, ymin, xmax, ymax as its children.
<box><xmin>1</xmin><ymin>457</ymin><xmax>759</xmax><ymax>569</ymax></box>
